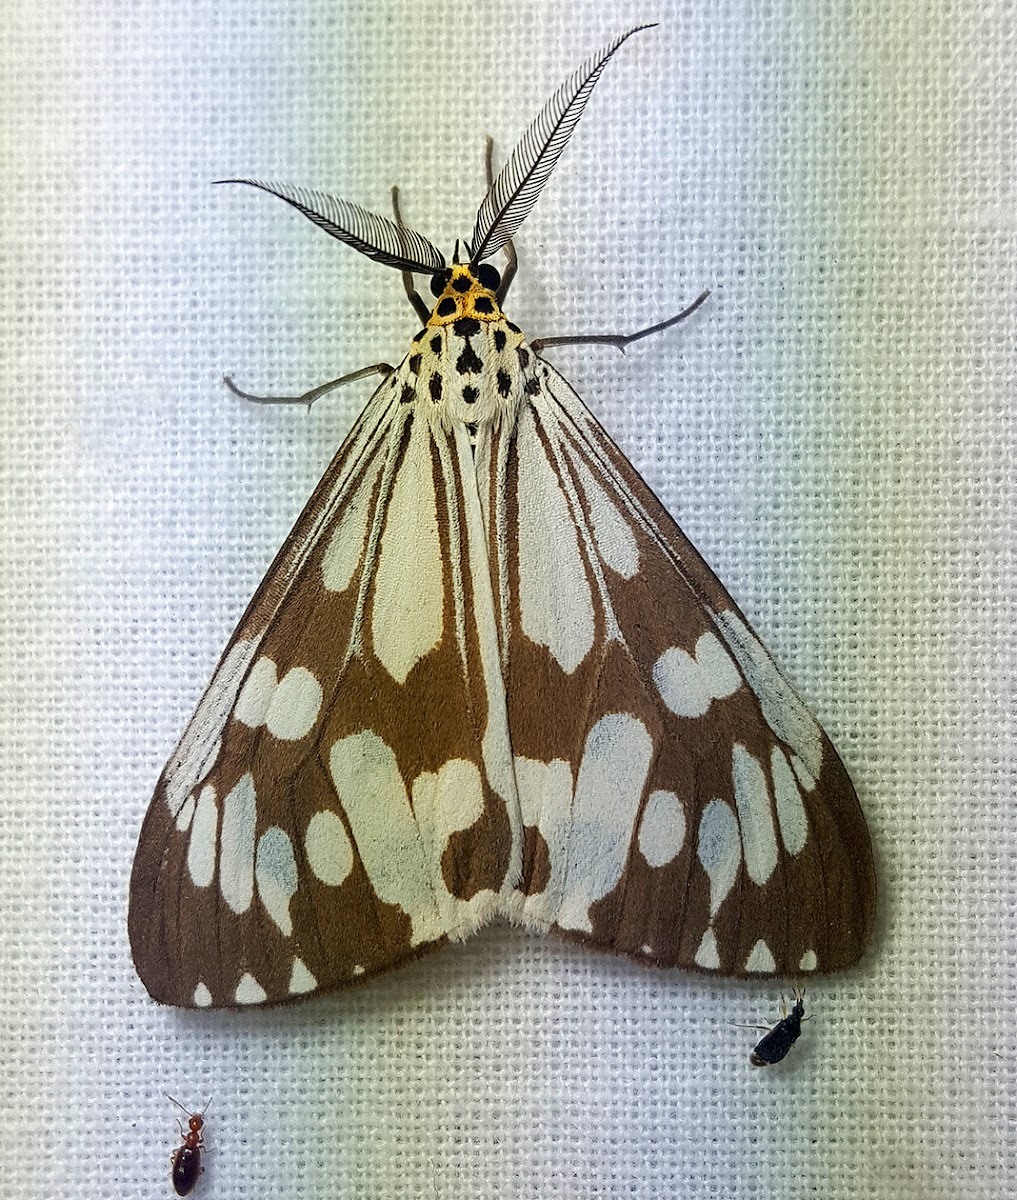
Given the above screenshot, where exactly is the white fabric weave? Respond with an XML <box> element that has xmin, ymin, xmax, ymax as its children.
<box><xmin>2</xmin><ymin>1</ymin><xmax>1014</xmax><ymax>1196</ymax></box>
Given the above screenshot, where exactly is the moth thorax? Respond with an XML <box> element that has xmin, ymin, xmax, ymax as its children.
<box><xmin>407</xmin><ymin>314</ymin><xmax>530</xmax><ymax>437</ymax></box>
<box><xmin>427</xmin><ymin>264</ymin><xmax>503</xmax><ymax>326</ymax></box>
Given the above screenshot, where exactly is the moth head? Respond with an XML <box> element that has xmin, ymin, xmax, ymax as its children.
<box><xmin>426</xmin><ymin>263</ymin><xmax>503</xmax><ymax>326</ymax></box>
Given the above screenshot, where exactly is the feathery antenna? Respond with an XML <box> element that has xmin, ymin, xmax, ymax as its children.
<box><xmin>470</xmin><ymin>25</ymin><xmax>655</xmax><ymax>263</ymax></box>
<box><xmin>215</xmin><ymin>179</ymin><xmax>446</xmax><ymax>275</ymax></box>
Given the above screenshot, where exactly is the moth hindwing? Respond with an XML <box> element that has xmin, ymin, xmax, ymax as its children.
<box><xmin>129</xmin><ymin>27</ymin><xmax>876</xmax><ymax>1008</ymax></box>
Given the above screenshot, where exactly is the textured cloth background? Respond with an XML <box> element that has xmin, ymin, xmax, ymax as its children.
<box><xmin>2</xmin><ymin>1</ymin><xmax>1014</xmax><ymax>1197</ymax></box>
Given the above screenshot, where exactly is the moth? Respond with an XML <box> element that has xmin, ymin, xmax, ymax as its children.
<box><xmin>129</xmin><ymin>26</ymin><xmax>876</xmax><ymax>1009</ymax></box>
<box><xmin>168</xmin><ymin>1096</ymin><xmax>210</xmax><ymax>1196</ymax></box>
<box><xmin>745</xmin><ymin>992</ymin><xmax>808</xmax><ymax>1067</ymax></box>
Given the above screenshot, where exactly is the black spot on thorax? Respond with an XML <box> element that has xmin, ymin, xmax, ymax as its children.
<box><xmin>456</xmin><ymin>343</ymin><xmax>483</xmax><ymax>375</ymax></box>
<box><xmin>453</xmin><ymin>317</ymin><xmax>481</xmax><ymax>339</ymax></box>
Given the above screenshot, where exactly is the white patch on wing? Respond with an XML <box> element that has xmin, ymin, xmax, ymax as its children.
<box><xmin>193</xmin><ymin>983</ymin><xmax>212</xmax><ymax>1008</ymax></box>
<box><xmin>653</xmin><ymin>632</ymin><xmax>742</xmax><ymax>718</ymax></box>
<box><xmin>235</xmin><ymin>658</ymin><xmax>322</xmax><ymax>741</ymax></box>
<box><xmin>791</xmin><ymin>754</ymin><xmax>818</xmax><ymax>792</ymax></box>
<box><xmin>265</xmin><ymin>666</ymin><xmax>323</xmax><ymax>740</ymax></box>
<box><xmin>219</xmin><ymin>773</ymin><xmax>257</xmax><ymax>914</ymax></box>
<box><xmin>515</xmin><ymin>407</ymin><xmax>594</xmax><ymax>674</ymax></box>
<box><xmin>456</xmin><ymin>417</ymin><xmax>517</xmax><ymax>826</ymax></box>
<box><xmin>574</xmin><ymin>456</ymin><xmax>639</xmax><ymax>578</ymax></box>
<box><xmin>637</xmin><ymin>789</ymin><xmax>687</xmax><ymax>868</ymax></box>
<box><xmin>696</xmin><ymin>632</ymin><xmax>743</xmax><ymax>702</ymax></box>
<box><xmin>234</xmin><ymin>973</ymin><xmax>268</xmax><ymax>1005</ymax></box>
<box><xmin>234</xmin><ymin>656</ymin><xmax>277</xmax><ymax>728</ymax></box>
<box><xmin>289</xmin><ymin>958</ymin><xmax>318</xmax><ymax>995</ymax></box>
<box><xmin>513</xmin><ymin>756</ymin><xmax>574</xmax><ymax>913</ymax></box>
<box><xmin>175</xmin><ymin>793</ymin><xmax>195</xmax><ymax>833</ymax></box>
<box><xmin>516</xmin><ymin>757</ymin><xmax>573</xmax><ymax>838</ymax></box>
<box><xmin>371</xmin><ymin>417</ymin><xmax>444</xmax><ymax>684</ymax></box>
<box><xmin>771</xmin><ymin>747</ymin><xmax>808</xmax><ymax>856</ymax></box>
<box><xmin>195</xmin><ymin>736</ymin><xmax>222</xmax><ymax>785</ymax></box>
<box><xmin>713</xmin><ymin>609</ymin><xmax>824</xmax><ymax>779</ymax></box>
<box><xmin>555</xmin><ymin>714</ymin><xmax>653</xmax><ymax>933</ymax></box>
<box><xmin>187</xmin><ymin>785</ymin><xmax>218</xmax><ymax>889</ymax></box>
<box><xmin>321</xmin><ymin>457</ymin><xmax>381</xmax><ymax>593</ymax></box>
<box><xmin>304</xmin><ymin>809</ymin><xmax>354</xmax><ymax>887</ymax></box>
<box><xmin>696</xmin><ymin>798</ymin><xmax>741</xmax><ymax>917</ymax></box>
<box><xmin>745</xmin><ymin>939</ymin><xmax>777</xmax><ymax>973</ymax></box>
<box><xmin>329</xmin><ymin>731</ymin><xmax>443</xmax><ymax>945</ymax></box>
<box><xmin>732</xmin><ymin>744</ymin><xmax>778</xmax><ymax>886</ymax></box>
<box><xmin>255</xmin><ymin>826</ymin><xmax>298</xmax><ymax>937</ymax></box>
<box><xmin>165</xmin><ymin>639</ymin><xmax>258</xmax><ymax>813</ymax></box>
<box><xmin>412</xmin><ymin>759</ymin><xmax>495</xmax><ymax>930</ymax></box>
<box><xmin>412</xmin><ymin>759</ymin><xmax>485</xmax><ymax>851</ymax></box>
<box><xmin>695</xmin><ymin>928</ymin><xmax>721</xmax><ymax>970</ymax></box>
<box><xmin>799</xmin><ymin>949</ymin><xmax>818</xmax><ymax>971</ymax></box>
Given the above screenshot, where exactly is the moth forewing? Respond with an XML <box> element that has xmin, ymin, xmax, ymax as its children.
<box><xmin>131</xmin><ymin>348</ymin><xmax>522</xmax><ymax>1007</ymax></box>
<box><xmin>491</xmin><ymin>362</ymin><xmax>874</xmax><ymax>975</ymax></box>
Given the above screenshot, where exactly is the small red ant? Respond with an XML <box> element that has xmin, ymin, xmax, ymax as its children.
<box><xmin>167</xmin><ymin>1095</ymin><xmax>211</xmax><ymax>1196</ymax></box>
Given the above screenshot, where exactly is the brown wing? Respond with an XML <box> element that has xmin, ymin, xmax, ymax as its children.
<box><xmin>129</xmin><ymin>371</ymin><xmax>519</xmax><ymax>1007</ymax></box>
<box><xmin>486</xmin><ymin>355</ymin><xmax>875</xmax><ymax>978</ymax></box>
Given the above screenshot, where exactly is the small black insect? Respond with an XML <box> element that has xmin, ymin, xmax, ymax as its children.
<box><xmin>168</xmin><ymin>1095</ymin><xmax>211</xmax><ymax>1196</ymax></box>
<box><xmin>745</xmin><ymin>992</ymin><xmax>808</xmax><ymax>1067</ymax></box>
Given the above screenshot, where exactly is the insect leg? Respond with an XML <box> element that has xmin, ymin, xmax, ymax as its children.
<box><xmin>485</xmin><ymin>136</ymin><xmax>518</xmax><ymax>302</ymax></box>
<box><xmin>223</xmin><ymin>363</ymin><xmax>395</xmax><ymax>409</ymax></box>
<box><xmin>390</xmin><ymin>186</ymin><xmax>432</xmax><ymax>323</ymax></box>
<box><xmin>531</xmin><ymin>289</ymin><xmax>711</xmax><ymax>354</ymax></box>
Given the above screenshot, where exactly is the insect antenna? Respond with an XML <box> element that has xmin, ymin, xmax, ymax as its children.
<box><xmin>471</xmin><ymin>24</ymin><xmax>656</xmax><ymax>264</ymax></box>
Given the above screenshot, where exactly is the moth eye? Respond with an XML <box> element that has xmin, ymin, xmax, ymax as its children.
<box><xmin>476</xmin><ymin>263</ymin><xmax>501</xmax><ymax>292</ymax></box>
<box><xmin>429</xmin><ymin>270</ymin><xmax>451</xmax><ymax>297</ymax></box>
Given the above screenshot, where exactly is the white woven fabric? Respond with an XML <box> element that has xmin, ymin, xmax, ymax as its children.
<box><xmin>2</xmin><ymin>1</ymin><xmax>1014</xmax><ymax>1196</ymax></box>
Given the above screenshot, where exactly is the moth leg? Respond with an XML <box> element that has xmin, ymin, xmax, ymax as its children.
<box><xmin>390</xmin><ymin>186</ymin><xmax>432</xmax><ymax>323</ymax></box>
<box><xmin>224</xmin><ymin>362</ymin><xmax>394</xmax><ymax>410</ymax></box>
<box><xmin>484</xmin><ymin>135</ymin><xmax>518</xmax><ymax>302</ymax></box>
<box><xmin>531</xmin><ymin>288</ymin><xmax>711</xmax><ymax>355</ymax></box>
